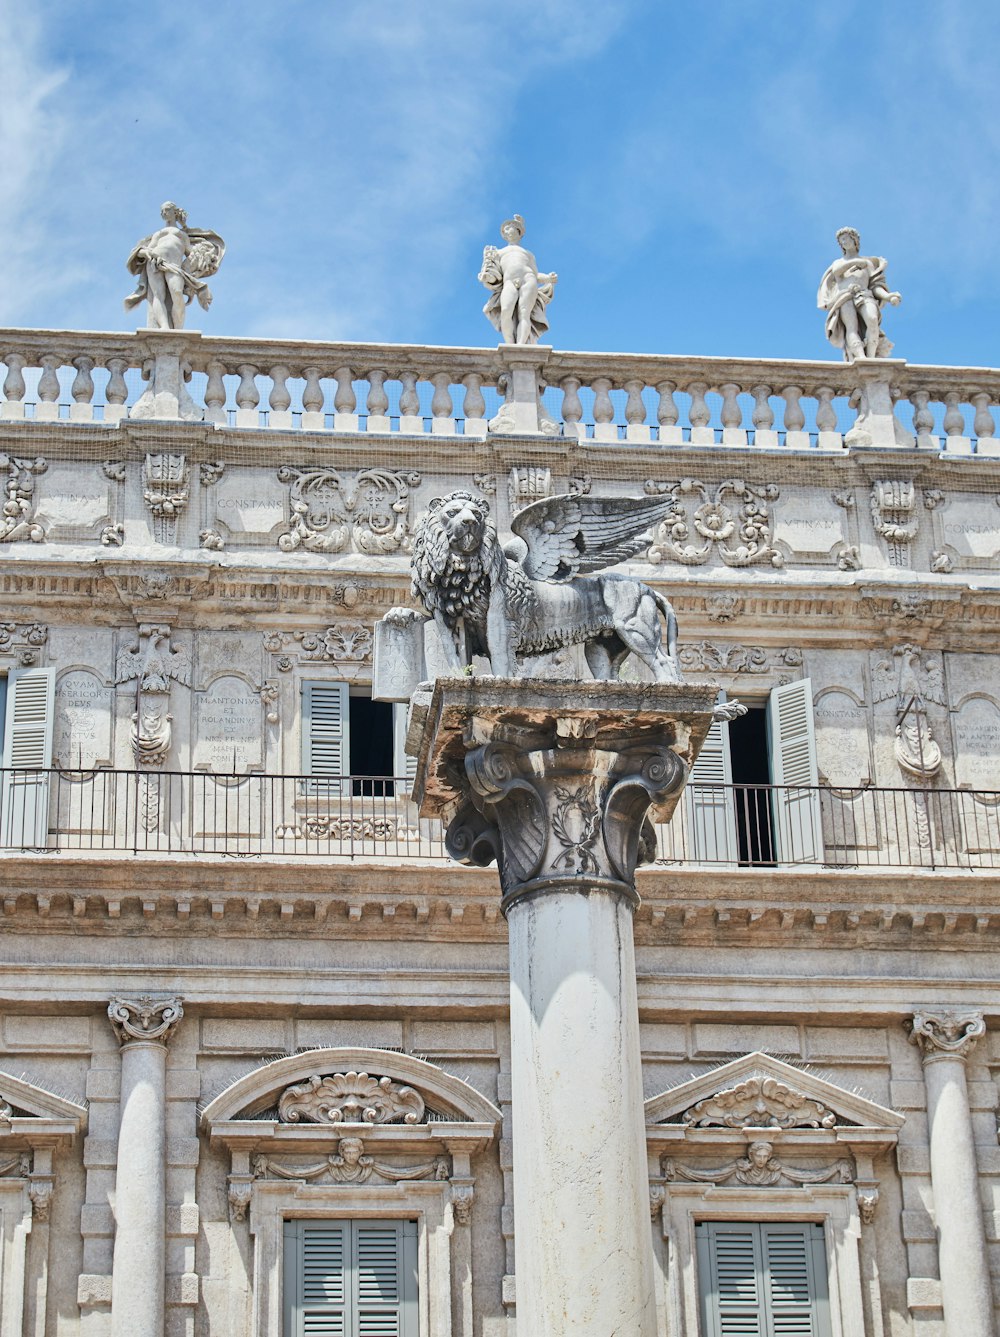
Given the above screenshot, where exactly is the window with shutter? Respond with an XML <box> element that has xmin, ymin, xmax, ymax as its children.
<box><xmin>1</xmin><ymin>668</ymin><xmax>55</xmax><ymax>848</ymax></box>
<box><xmin>284</xmin><ymin>1220</ymin><xmax>418</xmax><ymax>1337</ymax></box>
<box><xmin>696</xmin><ymin>1220</ymin><xmax>831</xmax><ymax>1337</ymax></box>
<box><xmin>302</xmin><ymin>681</ymin><xmax>350</xmax><ymax>795</ymax></box>
<box><xmin>392</xmin><ymin>704</ymin><xmax>417</xmax><ymax>796</ymax></box>
<box><xmin>766</xmin><ymin>678</ymin><xmax>822</xmax><ymax>865</ymax></box>
<box><xmin>685</xmin><ymin>691</ymin><xmax>738</xmax><ymax>865</ymax></box>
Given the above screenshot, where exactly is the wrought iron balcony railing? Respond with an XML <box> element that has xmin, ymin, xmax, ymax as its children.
<box><xmin>0</xmin><ymin>768</ymin><xmax>997</xmax><ymax>872</ymax></box>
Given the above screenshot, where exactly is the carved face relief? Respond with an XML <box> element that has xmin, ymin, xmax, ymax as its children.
<box><xmin>277</xmin><ymin>1071</ymin><xmax>426</xmax><ymax>1125</ymax></box>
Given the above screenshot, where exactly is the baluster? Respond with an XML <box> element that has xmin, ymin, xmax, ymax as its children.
<box><xmin>942</xmin><ymin>391</ymin><xmax>971</xmax><ymax>454</ymax></box>
<box><xmin>592</xmin><ymin>377</ymin><xmax>616</xmax><ymax>441</ymax></box>
<box><xmin>203</xmin><ymin>361</ymin><xmax>227</xmax><ymax>426</ymax></box>
<box><xmin>624</xmin><ymin>379</ymin><xmax>650</xmax><ymax>443</ymax></box>
<box><xmin>972</xmin><ymin>390</ymin><xmax>1000</xmax><ymax>456</ymax></box>
<box><xmin>399</xmin><ymin>372</ymin><xmax>422</xmax><ymax>434</ymax></box>
<box><xmin>266</xmin><ymin>365</ymin><xmax>292</xmax><ymax>429</ymax></box>
<box><xmin>750</xmin><ymin>383</ymin><xmax>777</xmax><ymax>448</ymax></box>
<box><xmin>911</xmin><ymin>389</ymin><xmax>936</xmax><ymax>450</ymax></box>
<box><xmin>36</xmin><ymin>355</ymin><xmax>61</xmax><ymax>422</ymax></box>
<box><xmin>720</xmin><ymin>382</ymin><xmax>746</xmax><ymax>446</ymax></box>
<box><xmin>105</xmin><ymin>357</ymin><xmax>129</xmax><ymax>424</ymax></box>
<box><xmin>655</xmin><ymin>380</ymin><xmax>682</xmax><ymax>445</ymax></box>
<box><xmin>68</xmin><ymin>356</ymin><xmax>95</xmax><ymax>422</ymax></box>
<box><xmin>1</xmin><ymin>353</ymin><xmax>26</xmax><ymax>420</ymax></box>
<box><xmin>301</xmin><ymin>366</ymin><xmax>325</xmax><ymax>430</ymax></box>
<box><xmin>781</xmin><ymin>385</ymin><xmax>808</xmax><ymax>449</ymax></box>
<box><xmin>365</xmin><ymin>369</ymin><xmax>390</xmax><ymax>433</ymax></box>
<box><xmin>235</xmin><ymin>364</ymin><xmax>260</xmax><ymax>428</ymax></box>
<box><xmin>333</xmin><ymin>366</ymin><xmax>358</xmax><ymax>431</ymax></box>
<box><xmin>561</xmin><ymin>377</ymin><xmax>583</xmax><ymax>440</ymax></box>
<box><xmin>462</xmin><ymin>373</ymin><xmax>486</xmax><ymax>435</ymax></box>
<box><xmin>814</xmin><ymin>386</ymin><xmax>841</xmax><ymax>451</ymax></box>
<box><xmin>431</xmin><ymin>373</ymin><xmax>455</xmax><ymax>435</ymax></box>
<box><xmin>687</xmin><ymin>382</ymin><xmax>712</xmax><ymax>444</ymax></box>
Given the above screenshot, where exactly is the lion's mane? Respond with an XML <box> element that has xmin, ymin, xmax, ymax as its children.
<box><xmin>411</xmin><ymin>493</ymin><xmax>532</xmax><ymax>651</ymax></box>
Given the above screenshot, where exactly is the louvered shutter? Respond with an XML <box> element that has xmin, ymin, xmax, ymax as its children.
<box><xmin>685</xmin><ymin>692</ymin><xmax>738</xmax><ymax>865</ymax></box>
<box><xmin>302</xmin><ymin>681</ymin><xmax>350</xmax><ymax>795</ymax></box>
<box><xmin>392</xmin><ymin>704</ymin><xmax>417</xmax><ymax>796</ymax></box>
<box><xmin>284</xmin><ymin>1220</ymin><xmax>417</xmax><ymax>1337</ymax></box>
<box><xmin>697</xmin><ymin>1221</ymin><xmax>831</xmax><ymax>1337</ymax></box>
<box><xmin>1</xmin><ymin>667</ymin><xmax>55</xmax><ymax>847</ymax></box>
<box><xmin>767</xmin><ymin>678</ymin><xmax>822</xmax><ymax>865</ymax></box>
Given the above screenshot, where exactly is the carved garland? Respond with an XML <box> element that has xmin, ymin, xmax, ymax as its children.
<box><xmin>644</xmin><ymin>478</ymin><xmax>783</xmax><ymax>567</ymax></box>
<box><xmin>664</xmin><ymin>1140</ymin><xmax>853</xmax><ymax>1187</ymax></box>
<box><xmin>276</xmin><ymin>467</ymin><xmax>421</xmax><ymax>555</ymax></box>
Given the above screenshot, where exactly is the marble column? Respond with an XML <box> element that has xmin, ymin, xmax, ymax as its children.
<box><xmin>907</xmin><ymin>1009</ymin><xmax>995</xmax><ymax>1337</ymax></box>
<box><xmin>412</xmin><ymin>677</ymin><xmax>717</xmax><ymax>1337</ymax></box>
<box><xmin>107</xmin><ymin>995</ymin><xmax>184</xmax><ymax>1337</ymax></box>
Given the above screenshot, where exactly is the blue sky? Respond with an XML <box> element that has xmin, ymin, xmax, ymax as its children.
<box><xmin>2</xmin><ymin>0</ymin><xmax>999</xmax><ymax>366</ymax></box>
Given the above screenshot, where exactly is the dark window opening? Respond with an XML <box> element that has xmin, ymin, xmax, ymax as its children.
<box><xmin>349</xmin><ymin>696</ymin><xmax>393</xmax><ymax>795</ymax></box>
<box><xmin>728</xmin><ymin>705</ymin><xmax>776</xmax><ymax>865</ymax></box>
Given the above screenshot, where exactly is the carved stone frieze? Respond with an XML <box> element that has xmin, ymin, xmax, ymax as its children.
<box><xmin>663</xmin><ymin>1141</ymin><xmax>854</xmax><ymax>1187</ymax></box>
<box><xmin>252</xmin><ymin>1139</ymin><xmax>449</xmax><ymax>1185</ymax></box>
<box><xmin>508</xmin><ymin>465</ymin><xmax>552</xmax><ymax>516</ymax></box>
<box><xmin>870</xmin><ymin>479</ymin><xmax>917</xmax><ymax>567</ymax></box>
<box><xmin>682</xmin><ymin>1076</ymin><xmax>837</xmax><ymax>1130</ymax></box>
<box><xmin>705</xmin><ymin>593</ymin><xmax>744</xmax><ymax>623</ymax></box>
<box><xmin>143</xmin><ymin>453</ymin><xmax>189</xmax><ymax>544</ymax></box>
<box><xmin>274</xmin><ymin>815</ymin><xmax>414</xmax><ymax>842</ymax></box>
<box><xmin>0</xmin><ymin>455</ymin><xmax>47</xmax><ymax>543</ymax></box>
<box><xmin>278</xmin><ymin>1072</ymin><xmax>426</xmax><ymax>1125</ymax></box>
<box><xmin>107</xmin><ymin>995</ymin><xmax>184</xmax><ymax>1046</ymax></box>
<box><xmin>0</xmin><ymin>622</ymin><xmax>47</xmax><ymax>667</ymax></box>
<box><xmin>906</xmin><ymin>1010</ymin><xmax>985</xmax><ymax>1061</ymax></box>
<box><xmin>678</xmin><ymin>643</ymin><xmax>802</xmax><ymax>675</ymax></box>
<box><xmin>645</xmin><ymin>478</ymin><xmax>782</xmax><ymax>567</ymax></box>
<box><xmin>276</xmin><ymin>467</ymin><xmax>420</xmax><ymax>554</ymax></box>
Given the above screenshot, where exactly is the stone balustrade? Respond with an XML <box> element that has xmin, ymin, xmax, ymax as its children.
<box><xmin>2</xmin><ymin>328</ymin><xmax>1000</xmax><ymax>452</ymax></box>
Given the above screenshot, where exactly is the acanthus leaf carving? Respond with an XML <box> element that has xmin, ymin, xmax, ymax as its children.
<box><xmin>678</xmin><ymin>643</ymin><xmax>801</xmax><ymax>676</ymax></box>
<box><xmin>0</xmin><ymin>455</ymin><xmax>47</xmax><ymax>543</ymax></box>
<box><xmin>143</xmin><ymin>453</ymin><xmax>189</xmax><ymax>543</ymax></box>
<box><xmin>681</xmin><ymin>1076</ymin><xmax>838</xmax><ymax>1130</ymax></box>
<box><xmin>277</xmin><ymin>1072</ymin><xmax>426</xmax><ymax>1126</ymax></box>
<box><xmin>277</xmin><ymin>467</ymin><xmax>420</xmax><ymax>555</ymax></box>
<box><xmin>870</xmin><ymin>479</ymin><xmax>917</xmax><ymax>567</ymax></box>
<box><xmin>644</xmin><ymin>478</ymin><xmax>782</xmax><ymax>568</ymax></box>
<box><xmin>663</xmin><ymin>1140</ymin><xmax>854</xmax><ymax>1187</ymax></box>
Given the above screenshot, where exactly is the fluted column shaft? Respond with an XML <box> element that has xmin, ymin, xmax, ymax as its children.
<box><xmin>909</xmin><ymin>1010</ymin><xmax>995</xmax><ymax>1337</ymax></box>
<box><xmin>108</xmin><ymin>996</ymin><xmax>183</xmax><ymax>1337</ymax></box>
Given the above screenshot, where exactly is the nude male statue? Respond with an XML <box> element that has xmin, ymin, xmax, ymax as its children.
<box><xmin>124</xmin><ymin>202</ymin><xmax>225</xmax><ymax>330</ymax></box>
<box><xmin>817</xmin><ymin>227</ymin><xmax>901</xmax><ymax>362</ymax></box>
<box><xmin>478</xmin><ymin>215</ymin><xmax>557</xmax><ymax>345</ymax></box>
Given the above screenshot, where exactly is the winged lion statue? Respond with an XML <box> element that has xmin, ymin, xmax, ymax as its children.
<box><xmin>410</xmin><ymin>489</ymin><xmax>683</xmax><ymax>683</ymax></box>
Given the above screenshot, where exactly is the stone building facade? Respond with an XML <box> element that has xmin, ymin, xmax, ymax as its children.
<box><xmin>0</xmin><ymin>327</ymin><xmax>997</xmax><ymax>1334</ymax></box>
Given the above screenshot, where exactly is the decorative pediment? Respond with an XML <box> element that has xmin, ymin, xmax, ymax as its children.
<box><xmin>201</xmin><ymin>1047</ymin><xmax>501</xmax><ymax>1130</ymax></box>
<box><xmin>644</xmin><ymin>1052</ymin><xmax>903</xmax><ymax>1133</ymax></box>
<box><xmin>0</xmin><ymin>1069</ymin><xmax>88</xmax><ymax>1141</ymax></box>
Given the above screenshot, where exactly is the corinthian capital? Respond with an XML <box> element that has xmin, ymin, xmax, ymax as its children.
<box><xmin>906</xmin><ymin>1009</ymin><xmax>985</xmax><ymax>1061</ymax></box>
<box><xmin>108</xmin><ymin>995</ymin><xmax>184</xmax><ymax>1046</ymax></box>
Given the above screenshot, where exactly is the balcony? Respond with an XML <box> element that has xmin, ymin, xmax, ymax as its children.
<box><xmin>1</xmin><ymin>768</ymin><xmax>997</xmax><ymax>872</ymax></box>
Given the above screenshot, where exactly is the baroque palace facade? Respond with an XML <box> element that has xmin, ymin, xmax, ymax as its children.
<box><xmin>0</xmin><ymin>306</ymin><xmax>998</xmax><ymax>1335</ymax></box>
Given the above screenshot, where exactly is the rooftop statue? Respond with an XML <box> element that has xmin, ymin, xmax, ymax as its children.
<box><xmin>817</xmin><ymin>227</ymin><xmax>901</xmax><ymax>362</ymax></box>
<box><xmin>478</xmin><ymin>215</ymin><xmax>557</xmax><ymax>344</ymax></box>
<box><xmin>124</xmin><ymin>202</ymin><xmax>226</xmax><ymax>330</ymax></box>
<box><xmin>411</xmin><ymin>489</ymin><xmax>682</xmax><ymax>683</ymax></box>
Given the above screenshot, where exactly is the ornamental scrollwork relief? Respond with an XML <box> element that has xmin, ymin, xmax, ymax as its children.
<box><xmin>276</xmin><ymin>467</ymin><xmax>421</xmax><ymax>555</ymax></box>
<box><xmin>870</xmin><ymin>479</ymin><xmax>917</xmax><ymax>567</ymax></box>
<box><xmin>252</xmin><ymin>1138</ymin><xmax>448</xmax><ymax>1185</ymax></box>
<box><xmin>0</xmin><ymin>455</ymin><xmax>47</xmax><ymax>543</ymax></box>
<box><xmin>644</xmin><ymin>478</ymin><xmax>782</xmax><ymax>568</ymax></box>
<box><xmin>278</xmin><ymin>1071</ymin><xmax>426</xmax><ymax>1125</ymax></box>
<box><xmin>906</xmin><ymin>1010</ymin><xmax>986</xmax><ymax>1060</ymax></box>
<box><xmin>143</xmin><ymin>453</ymin><xmax>189</xmax><ymax>543</ymax></box>
<box><xmin>681</xmin><ymin>1076</ymin><xmax>837</xmax><ymax>1130</ymax></box>
<box><xmin>663</xmin><ymin>1140</ymin><xmax>854</xmax><ymax>1188</ymax></box>
<box><xmin>0</xmin><ymin>622</ymin><xmax>48</xmax><ymax>666</ymax></box>
<box><xmin>678</xmin><ymin>643</ymin><xmax>802</xmax><ymax>675</ymax></box>
<box><xmin>107</xmin><ymin>995</ymin><xmax>184</xmax><ymax>1046</ymax></box>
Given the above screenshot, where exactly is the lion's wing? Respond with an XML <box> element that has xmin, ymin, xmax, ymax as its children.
<box><xmin>511</xmin><ymin>494</ymin><xmax>677</xmax><ymax>582</ymax></box>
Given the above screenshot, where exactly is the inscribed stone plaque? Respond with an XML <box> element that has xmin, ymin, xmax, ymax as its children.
<box><xmin>814</xmin><ymin>688</ymin><xmax>871</xmax><ymax>785</ymax></box>
<box><xmin>34</xmin><ymin>464</ymin><xmax>112</xmax><ymax>539</ymax></box>
<box><xmin>55</xmin><ymin>669</ymin><xmax>114</xmax><ymax>767</ymax></box>
<box><xmin>937</xmin><ymin>496</ymin><xmax>1000</xmax><ymax>562</ymax></box>
<box><xmin>193</xmin><ymin>676</ymin><xmax>262</xmax><ymax>773</ymax></box>
<box><xmin>771</xmin><ymin>491</ymin><xmax>844</xmax><ymax>558</ymax></box>
<box><xmin>213</xmin><ymin>469</ymin><xmax>286</xmax><ymax>541</ymax></box>
<box><xmin>954</xmin><ymin>696</ymin><xmax>1000</xmax><ymax>791</ymax></box>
